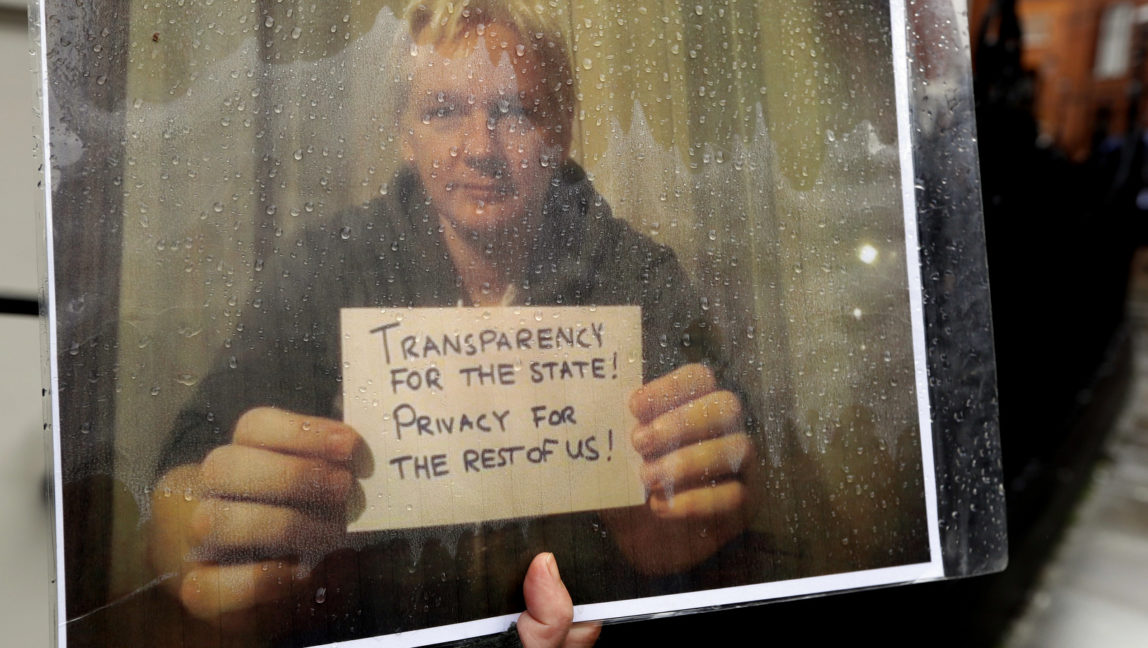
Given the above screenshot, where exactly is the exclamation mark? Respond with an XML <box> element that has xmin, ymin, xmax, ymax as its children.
<box><xmin>607</xmin><ymin>429</ymin><xmax>613</xmax><ymax>461</ymax></box>
<box><xmin>611</xmin><ymin>352</ymin><xmax>617</xmax><ymax>379</ymax></box>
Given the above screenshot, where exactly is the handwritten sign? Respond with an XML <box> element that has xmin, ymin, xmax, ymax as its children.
<box><xmin>341</xmin><ymin>306</ymin><xmax>646</xmax><ymax>531</ymax></box>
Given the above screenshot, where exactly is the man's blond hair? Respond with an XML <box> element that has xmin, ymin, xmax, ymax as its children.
<box><xmin>399</xmin><ymin>0</ymin><xmax>575</xmax><ymax>151</ymax></box>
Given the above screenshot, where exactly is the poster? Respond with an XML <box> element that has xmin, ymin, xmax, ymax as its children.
<box><xmin>36</xmin><ymin>1</ymin><xmax>984</xmax><ymax>646</ymax></box>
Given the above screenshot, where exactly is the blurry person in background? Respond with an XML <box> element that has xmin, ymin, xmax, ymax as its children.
<box><xmin>147</xmin><ymin>0</ymin><xmax>760</xmax><ymax>644</ymax></box>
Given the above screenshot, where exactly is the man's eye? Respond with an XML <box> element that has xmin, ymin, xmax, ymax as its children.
<box><xmin>423</xmin><ymin>105</ymin><xmax>456</xmax><ymax>122</ymax></box>
<box><xmin>503</xmin><ymin>102</ymin><xmax>529</xmax><ymax>118</ymax></box>
<box><xmin>490</xmin><ymin>103</ymin><xmax>532</xmax><ymax>124</ymax></box>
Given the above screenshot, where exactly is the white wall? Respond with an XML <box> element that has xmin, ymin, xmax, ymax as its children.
<box><xmin>0</xmin><ymin>6</ymin><xmax>53</xmax><ymax>648</ymax></box>
<box><xmin>0</xmin><ymin>8</ymin><xmax>36</xmax><ymax>297</ymax></box>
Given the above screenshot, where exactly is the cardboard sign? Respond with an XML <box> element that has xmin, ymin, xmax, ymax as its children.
<box><xmin>340</xmin><ymin>306</ymin><xmax>646</xmax><ymax>531</ymax></box>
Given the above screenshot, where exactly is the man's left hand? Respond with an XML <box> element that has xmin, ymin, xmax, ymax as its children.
<box><xmin>602</xmin><ymin>363</ymin><xmax>757</xmax><ymax>574</ymax></box>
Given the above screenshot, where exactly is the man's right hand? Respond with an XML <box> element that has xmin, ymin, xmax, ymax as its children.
<box><xmin>148</xmin><ymin>407</ymin><xmax>362</xmax><ymax>630</ymax></box>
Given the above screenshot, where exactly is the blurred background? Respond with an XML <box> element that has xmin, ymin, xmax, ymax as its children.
<box><xmin>2</xmin><ymin>0</ymin><xmax>1147</xmax><ymax>646</ymax></box>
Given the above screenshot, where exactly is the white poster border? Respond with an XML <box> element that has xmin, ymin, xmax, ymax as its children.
<box><xmin>39</xmin><ymin>1</ymin><xmax>948</xmax><ymax>645</ymax></box>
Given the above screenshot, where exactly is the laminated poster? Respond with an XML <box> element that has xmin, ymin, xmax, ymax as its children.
<box><xmin>38</xmin><ymin>1</ymin><xmax>1003</xmax><ymax>646</ymax></box>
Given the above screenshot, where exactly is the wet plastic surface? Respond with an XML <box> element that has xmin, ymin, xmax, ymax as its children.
<box><xmin>33</xmin><ymin>1</ymin><xmax>1004</xmax><ymax>646</ymax></box>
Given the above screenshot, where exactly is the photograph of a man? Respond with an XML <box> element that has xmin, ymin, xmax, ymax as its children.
<box><xmin>146</xmin><ymin>1</ymin><xmax>761</xmax><ymax>643</ymax></box>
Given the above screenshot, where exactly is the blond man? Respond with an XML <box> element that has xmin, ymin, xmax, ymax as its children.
<box><xmin>149</xmin><ymin>1</ymin><xmax>757</xmax><ymax>644</ymax></box>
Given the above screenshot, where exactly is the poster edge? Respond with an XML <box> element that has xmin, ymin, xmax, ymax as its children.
<box><xmin>888</xmin><ymin>0</ymin><xmax>947</xmax><ymax>575</ymax></box>
<box><xmin>309</xmin><ymin>562</ymin><xmax>945</xmax><ymax>648</ymax></box>
<box><xmin>35</xmin><ymin>0</ymin><xmax>70</xmax><ymax>644</ymax></box>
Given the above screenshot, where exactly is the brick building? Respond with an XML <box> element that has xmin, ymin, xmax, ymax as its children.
<box><xmin>970</xmin><ymin>0</ymin><xmax>1148</xmax><ymax>160</ymax></box>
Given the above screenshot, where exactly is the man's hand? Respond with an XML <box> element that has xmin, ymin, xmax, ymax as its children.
<box><xmin>602</xmin><ymin>363</ymin><xmax>756</xmax><ymax>575</ymax></box>
<box><xmin>517</xmin><ymin>553</ymin><xmax>601</xmax><ymax>648</ymax></box>
<box><xmin>148</xmin><ymin>407</ymin><xmax>362</xmax><ymax>631</ymax></box>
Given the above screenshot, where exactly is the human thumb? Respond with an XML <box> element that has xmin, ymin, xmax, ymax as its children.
<box><xmin>517</xmin><ymin>553</ymin><xmax>601</xmax><ymax>648</ymax></box>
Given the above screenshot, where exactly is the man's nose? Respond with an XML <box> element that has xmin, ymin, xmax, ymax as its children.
<box><xmin>462</xmin><ymin>112</ymin><xmax>507</xmax><ymax>176</ymax></box>
<box><xmin>466</xmin><ymin>154</ymin><xmax>509</xmax><ymax>178</ymax></box>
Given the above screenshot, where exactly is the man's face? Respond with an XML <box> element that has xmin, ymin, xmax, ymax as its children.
<box><xmin>402</xmin><ymin>24</ymin><xmax>562</xmax><ymax>240</ymax></box>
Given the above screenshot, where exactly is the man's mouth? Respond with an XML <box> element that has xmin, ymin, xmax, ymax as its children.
<box><xmin>454</xmin><ymin>182</ymin><xmax>514</xmax><ymax>202</ymax></box>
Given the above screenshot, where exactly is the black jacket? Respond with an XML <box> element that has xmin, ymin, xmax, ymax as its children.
<box><xmin>157</xmin><ymin>163</ymin><xmax>771</xmax><ymax>642</ymax></box>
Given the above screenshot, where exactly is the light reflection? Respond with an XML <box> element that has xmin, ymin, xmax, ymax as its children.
<box><xmin>858</xmin><ymin>243</ymin><xmax>879</xmax><ymax>264</ymax></box>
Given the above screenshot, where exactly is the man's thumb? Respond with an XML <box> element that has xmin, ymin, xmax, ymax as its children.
<box><xmin>517</xmin><ymin>553</ymin><xmax>574</xmax><ymax>648</ymax></box>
